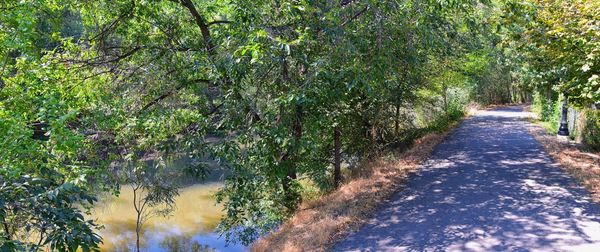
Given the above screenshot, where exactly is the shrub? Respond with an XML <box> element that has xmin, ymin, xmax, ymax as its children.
<box><xmin>582</xmin><ymin>109</ymin><xmax>600</xmax><ymax>151</ymax></box>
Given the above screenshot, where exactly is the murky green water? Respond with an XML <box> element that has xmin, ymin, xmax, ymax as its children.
<box><xmin>89</xmin><ymin>183</ymin><xmax>245</xmax><ymax>252</ymax></box>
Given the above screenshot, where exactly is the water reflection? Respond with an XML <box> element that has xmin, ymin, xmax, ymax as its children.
<box><xmin>90</xmin><ymin>183</ymin><xmax>246</xmax><ymax>252</ymax></box>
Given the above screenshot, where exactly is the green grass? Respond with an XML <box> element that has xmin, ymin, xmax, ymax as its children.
<box><xmin>537</xmin><ymin>120</ymin><xmax>558</xmax><ymax>135</ymax></box>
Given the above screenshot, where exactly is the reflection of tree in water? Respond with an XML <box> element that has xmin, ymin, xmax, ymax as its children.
<box><xmin>160</xmin><ymin>235</ymin><xmax>216</xmax><ymax>252</ymax></box>
<box><xmin>104</xmin><ymin>232</ymin><xmax>145</xmax><ymax>252</ymax></box>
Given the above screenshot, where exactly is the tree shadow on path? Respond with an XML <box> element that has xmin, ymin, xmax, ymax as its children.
<box><xmin>335</xmin><ymin>106</ymin><xmax>600</xmax><ymax>252</ymax></box>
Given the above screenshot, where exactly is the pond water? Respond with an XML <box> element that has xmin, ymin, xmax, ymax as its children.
<box><xmin>90</xmin><ymin>183</ymin><xmax>246</xmax><ymax>252</ymax></box>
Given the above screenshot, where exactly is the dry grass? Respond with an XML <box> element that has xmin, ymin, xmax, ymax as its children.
<box><xmin>251</xmin><ymin>123</ymin><xmax>459</xmax><ymax>252</ymax></box>
<box><xmin>526</xmin><ymin>119</ymin><xmax>600</xmax><ymax>202</ymax></box>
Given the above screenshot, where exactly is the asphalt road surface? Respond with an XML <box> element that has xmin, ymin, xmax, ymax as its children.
<box><xmin>335</xmin><ymin>106</ymin><xmax>600</xmax><ymax>252</ymax></box>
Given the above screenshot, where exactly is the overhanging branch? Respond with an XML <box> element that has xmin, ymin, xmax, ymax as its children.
<box><xmin>341</xmin><ymin>5</ymin><xmax>369</xmax><ymax>27</ymax></box>
<box><xmin>138</xmin><ymin>78</ymin><xmax>212</xmax><ymax>113</ymax></box>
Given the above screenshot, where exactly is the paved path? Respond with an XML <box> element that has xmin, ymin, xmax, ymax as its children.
<box><xmin>335</xmin><ymin>106</ymin><xmax>600</xmax><ymax>252</ymax></box>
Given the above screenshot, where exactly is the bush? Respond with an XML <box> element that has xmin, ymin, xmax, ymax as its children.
<box><xmin>532</xmin><ymin>92</ymin><xmax>559</xmax><ymax>123</ymax></box>
<box><xmin>582</xmin><ymin>109</ymin><xmax>600</xmax><ymax>151</ymax></box>
<box><xmin>531</xmin><ymin>92</ymin><xmax>562</xmax><ymax>133</ymax></box>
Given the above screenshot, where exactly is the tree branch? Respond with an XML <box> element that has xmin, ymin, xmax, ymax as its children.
<box><xmin>62</xmin><ymin>46</ymin><xmax>142</xmax><ymax>66</ymax></box>
<box><xmin>208</xmin><ymin>20</ymin><xmax>232</xmax><ymax>26</ymax></box>
<box><xmin>138</xmin><ymin>79</ymin><xmax>212</xmax><ymax>113</ymax></box>
<box><xmin>90</xmin><ymin>0</ymin><xmax>137</xmax><ymax>42</ymax></box>
<box><xmin>169</xmin><ymin>0</ymin><xmax>215</xmax><ymax>54</ymax></box>
<box><xmin>341</xmin><ymin>5</ymin><xmax>369</xmax><ymax>27</ymax></box>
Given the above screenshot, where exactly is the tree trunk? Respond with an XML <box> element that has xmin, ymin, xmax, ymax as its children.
<box><xmin>442</xmin><ymin>82</ymin><xmax>448</xmax><ymax>116</ymax></box>
<box><xmin>281</xmin><ymin>104</ymin><xmax>302</xmax><ymax>209</ymax></box>
<box><xmin>546</xmin><ymin>86</ymin><xmax>552</xmax><ymax>114</ymax></box>
<box><xmin>289</xmin><ymin>104</ymin><xmax>302</xmax><ymax>180</ymax></box>
<box><xmin>506</xmin><ymin>82</ymin><xmax>512</xmax><ymax>104</ymax></box>
<box><xmin>279</xmin><ymin>53</ymin><xmax>300</xmax><ymax>209</ymax></box>
<box><xmin>371</xmin><ymin>125</ymin><xmax>377</xmax><ymax>143</ymax></box>
<box><xmin>333</xmin><ymin>126</ymin><xmax>341</xmax><ymax>187</ymax></box>
<box><xmin>394</xmin><ymin>103</ymin><xmax>400</xmax><ymax>135</ymax></box>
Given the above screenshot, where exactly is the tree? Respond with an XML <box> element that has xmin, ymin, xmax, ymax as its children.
<box><xmin>124</xmin><ymin>161</ymin><xmax>179</xmax><ymax>252</ymax></box>
<box><xmin>500</xmin><ymin>0</ymin><xmax>600</xmax><ymax>108</ymax></box>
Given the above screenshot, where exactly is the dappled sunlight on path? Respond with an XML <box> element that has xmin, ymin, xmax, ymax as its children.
<box><xmin>335</xmin><ymin>106</ymin><xmax>600</xmax><ymax>252</ymax></box>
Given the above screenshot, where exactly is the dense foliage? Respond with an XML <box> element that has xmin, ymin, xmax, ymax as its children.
<box><xmin>501</xmin><ymin>0</ymin><xmax>599</xmax><ymax>106</ymax></box>
<box><xmin>1</xmin><ymin>0</ymin><xmax>596</xmax><ymax>250</ymax></box>
<box><xmin>499</xmin><ymin>0</ymin><xmax>599</xmax><ymax>147</ymax></box>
